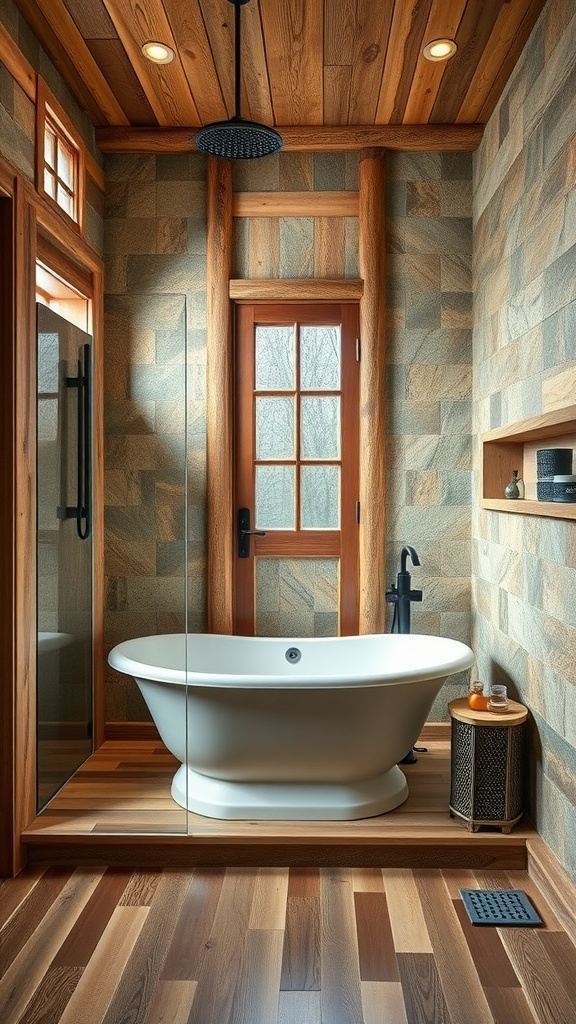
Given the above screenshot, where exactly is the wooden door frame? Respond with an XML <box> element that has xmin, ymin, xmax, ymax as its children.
<box><xmin>233</xmin><ymin>300</ymin><xmax>360</xmax><ymax>636</ymax></box>
<box><xmin>0</xmin><ymin>152</ymin><xmax>104</xmax><ymax>877</ymax></box>
<box><xmin>206</xmin><ymin>150</ymin><xmax>386</xmax><ymax>636</ymax></box>
<box><xmin>0</xmin><ymin>165</ymin><xmax>37</xmax><ymax>878</ymax></box>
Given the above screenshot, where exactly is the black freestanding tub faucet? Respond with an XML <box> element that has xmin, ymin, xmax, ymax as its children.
<box><xmin>386</xmin><ymin>545</ymin><xmax>422</xmax><ymax>634</ymax></box>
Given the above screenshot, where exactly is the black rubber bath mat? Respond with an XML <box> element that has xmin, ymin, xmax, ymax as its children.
<box><xmin>460</xmin><ymin>889</ymin><xmax>542</xmax><ymax>926</ymax></box>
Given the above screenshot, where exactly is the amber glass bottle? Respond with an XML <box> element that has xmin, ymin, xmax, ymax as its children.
<box><xmin>467</xmin><ymin>681</ymin><xmax>488</xmax><ymax>711</ymax></box>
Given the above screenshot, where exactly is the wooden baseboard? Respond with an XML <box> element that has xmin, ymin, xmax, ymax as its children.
<box><xmin>527</xmin><ymin>837</ymin><xmax>576</xmax><ymax>942</ymax></box>
<box><xmin>24</xmin><ymin>838</ymin><xmax>527</xmax><ymax>870</ymax></box>
<box><xmin>105</xmin><ymin>721</ymin><xmax>160</xmax><ymax>741</ymax></box>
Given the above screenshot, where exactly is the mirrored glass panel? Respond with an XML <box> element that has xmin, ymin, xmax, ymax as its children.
<box><xmin>255</xmin><ymin>465</ymin><xmax>295</xmax><ymax>529</ymax></box>
<box><xmin>301</xmin><ymin>465</ymin><xmax>340</xmax><ymax>529</ymax></box>
<box><xmin>255</xmin><ymin>325</ymin><xmax>295</xmax><ymax>390</ymax></box>
<box><xmin>301</xmin><ymin>396</ymin><xmax>340</xmax><ymax>459</ymax></box>
<box><xmin>255</xmin><ymin>558</ymin><xmax>339</xmax><ymax>637</ymax></box>
<box><xmin>300</xmin><ymin>325</ymin><xmax>340</xmax><ymax>390</ymax></box>
<box><xmin>255</xmin><ymin>396</ymin><xmax>294</xmax><ymax>459</ymax></box>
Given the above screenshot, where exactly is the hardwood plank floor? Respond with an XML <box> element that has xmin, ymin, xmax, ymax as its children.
<box><xmin>1</xmin><ymin>865</ymin><xmax>575</xmax><ymax>1024</ymax></box>
<box><xmin>22</xmin><ymin>740</ymin><xmax>536</xmax><ymax>863</ymax></box>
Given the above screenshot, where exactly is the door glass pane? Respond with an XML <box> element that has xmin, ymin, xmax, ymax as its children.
<box><xmin>256</xmin><ymin>465</ymin><xmax>295</xmax><ymax>528</ymax></box>
<box><xmin>301</xmin><ymin>396</ymin><xmax>340</xmax><ymax>459</ymax></box>
<box><xmin>38</xmin><ymin>332</ymin><xmax>59</xmax><ymax>392</ymax></box>
<box><xmin>255</xmin><ymin>325</ymin><xmax>295</xmax><ymax>389</ymax></box>
<box><xmin>300</xmin><ymin>325</ymin><xmax>340</xmax><ymax>390</ymax></box>
<box><xmin>37</xmin><ymin>304</ymin><xmax>93</xmax><ymax>811</ymax></box>
<box><xmin>255</xmin><ymin>557</ymin><xmax>339</xmax><ymax>637</ymax></box>
<box><xmin>255</xmin><ymin>396</ymin><xmax>294</xmax><ymax>459</ymax></box>
<box><xmin>301</xmin><ymin>465</ymin><xmax>340</xmax><ymax>528</ymax></box>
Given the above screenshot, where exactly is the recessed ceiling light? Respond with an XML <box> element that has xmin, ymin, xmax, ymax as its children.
<box><xmin>141</xmin><ymin>41</ymin><xmax>175</xmax><ymax>64</ymax></box>
<box><xmin>422</xmin><ymin>38</ymin><xmax>457</xmax><ymax>62</ymax></box>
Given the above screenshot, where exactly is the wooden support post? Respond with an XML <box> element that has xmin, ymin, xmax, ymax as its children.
<box><xmin>358</xmin><ymin>149</ymin><xmax>386</xmax><ymax>634</ymax></box>
<box><xmin>206</xmin><ymin>157</ymin><xmax>234</xmax><ymax>634</ymax></box>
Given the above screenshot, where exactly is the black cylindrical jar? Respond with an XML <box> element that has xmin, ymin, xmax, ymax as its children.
<box><xmin>553</xmin><ymin>475</ymin><xmax>576</xmax><ymax>502</ymax></box>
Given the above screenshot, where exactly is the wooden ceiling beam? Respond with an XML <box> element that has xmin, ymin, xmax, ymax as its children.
<box><xmin>15</xmin><ymin>0</ymin><xmax>129</xmax><ymax>126</ymax></box>
<box><xmin>96</xmin><ymin>123</ymin><xmax>484</xmax><ymax>153</ymax></box>
<box><xmin>101</xmin><ymin>0</ymin><xmax>199</xmax><ymax>127</ymax></box>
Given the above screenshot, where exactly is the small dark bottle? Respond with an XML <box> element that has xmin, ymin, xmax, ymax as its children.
<box><xmin>504</xmin><ymin>469</ymin><xmax>523</xmax><ymax>499</ymax></box>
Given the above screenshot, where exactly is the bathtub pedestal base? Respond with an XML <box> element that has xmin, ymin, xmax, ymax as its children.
<box><xmin>171</xmin><ymin>764</ymin><xmax>409</xmax><ymax>820</ymax></box>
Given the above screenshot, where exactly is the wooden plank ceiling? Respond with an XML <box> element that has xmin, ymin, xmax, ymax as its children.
<box><xmin>14</xmin><ymin>0</ymin><xmax>547</xmax><ymax>133</ymax></box>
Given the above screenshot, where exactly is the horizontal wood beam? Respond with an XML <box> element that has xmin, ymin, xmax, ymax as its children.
<box><xmin>230</xmin><ymin>279</ymin><xmax>364</xmax><ymax>301</ymax></box>
<box><xmin>233</xmin><ymin>191</ymin><xmax>358</xmax><ymax>217</ymax></box>
<box><xmin>96</xmin><ymin>123</ymin><xmax>484</xmax><ymax>154</ymax></box>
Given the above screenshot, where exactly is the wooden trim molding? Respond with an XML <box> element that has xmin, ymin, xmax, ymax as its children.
<box><xmin>0</xmin><ymin>20</ymin><xmax>36</xmax><ymax>101</ymax></box>
<box><xmin>105</xmin><ymin>722</ymin><xmax>161</xmax><ymax>741</ymax></box>
<box><xmin>358</xmin><ymin>149</ymin><xmax>386</xmax><ymax>633</ymax></box>
<box><xmin>230</xmin><ymin>279</ymin><xmax>363</xmax><ymax>301</ymax></box>
<box><xmin>0</xmin><ymin>172</ymin><xmax>38</xmax><ymax>877</ymax></box>
<box><xmin>0</xmin><ymin>182</ymin><xmax>17</xmax><ymax>878</ymax></box>
<box><xmin>206</xmin><ymin>157</ymin><xmax>234</xmax><ymax>634</ymax></box>
<box><xmin>527</xmin><ymin>838</ymin><xmax>576</xmax><ymax>942</ymax></box>
<box><xmin>92</xmin><ymin>263</ymin><xmax>105</xmax><ymax>748</ymax></box>
<box><xmin>232</xmin><ymin>191</ymin><xmax>359</xmax><ymax>218</ymax></box>
<box><xmin>95</xmin><ymin>124</ymin><xmax>484</xmax><ymax>154</ymax></box>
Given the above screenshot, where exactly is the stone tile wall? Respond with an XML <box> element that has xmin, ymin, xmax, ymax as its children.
<box><xmin>385</xmin><ymin>152</ymin><xmax>473</xmax><ymax>719</ymax></box>
<box><xmin>103</xmin><ymin>153</ymin><xmax>208</xmax><ymax>721</ymax></box>
<box><xmin>473</xmin><ymin>0</ymin><xmax>576</xmax><ymax>879</ymax></box>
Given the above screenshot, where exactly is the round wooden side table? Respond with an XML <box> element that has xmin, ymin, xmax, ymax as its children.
<box><xmin>448</xmin><ymin>697</ymin><xmax>528</xmax><ymax>833</ymax></box>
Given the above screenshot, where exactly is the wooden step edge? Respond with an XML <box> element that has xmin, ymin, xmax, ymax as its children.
<box><xmin>20</xmin><ymin>829</ymin><xmax>529</xmax><ymax>847</ymax></box>
<box><xmin>418</xmin><ymin>723</ymin><xmax>451</xmax><ymax>742</ymax></box>
<box><xmin>526</xmin><ymin>837</ymin><xmax>576</xmax><ymax>943</ymax></box>
<box><xmin>23</xmin><ymin>839</ymin><xmax>527</xmax><ymax>870</ymax></box>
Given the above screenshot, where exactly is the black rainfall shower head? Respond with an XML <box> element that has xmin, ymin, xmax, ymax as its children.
<box><xmin>194</xmin><ymin>0</ymin><xmax>283</xmax><ymax>160</ymax></box>
<box><xmin>195</xmin><ymin>117</ymin><xmax>283</xmax><ymax>160</ymax></box>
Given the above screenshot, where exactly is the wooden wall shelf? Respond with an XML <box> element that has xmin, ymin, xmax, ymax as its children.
<box><xmin>482</xmin><ymin>405</ymin><xmax>576</xmax><ymax>519</ymax></box>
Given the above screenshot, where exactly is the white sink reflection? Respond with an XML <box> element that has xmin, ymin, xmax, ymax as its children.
<box><xmin>38</xmin><ymin>631</ymin><xmax>74</xmax><ymax>654</ymax></box>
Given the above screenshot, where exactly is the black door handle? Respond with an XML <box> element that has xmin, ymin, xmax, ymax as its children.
<box><xmin>57</xmin><ymin>343</ymin><xmax>91</xmax><ymax>540</ymax></box>
<box><xmin>238</xmin><ymin>507</ymin><xmax>266</xmax><ymax>557</ymax></box>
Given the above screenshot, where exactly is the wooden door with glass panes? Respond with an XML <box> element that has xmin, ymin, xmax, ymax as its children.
<box><xmin>234</xmin><ymin>302</ymin><xmax>359</xmax><ymax>636</ymax></box>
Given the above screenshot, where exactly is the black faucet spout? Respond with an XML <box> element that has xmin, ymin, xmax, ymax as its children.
<box><xmin>386</xmin><ymin>545</ymin><xmax>422</xmax><ymax>634</ymax></box>
<box><xmin>400</xmin><ymin>544</ymin><xmax>421</xmax><ymax>573</ymax></box>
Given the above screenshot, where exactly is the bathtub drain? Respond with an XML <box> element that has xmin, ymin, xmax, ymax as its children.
<box><xmin>285</xmin><ymin>647</ymin><xmax>301</xmax><ymax>663</ymax></box>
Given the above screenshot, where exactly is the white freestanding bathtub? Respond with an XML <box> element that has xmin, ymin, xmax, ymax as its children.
<box><xmin>108</xmin><ymin>632</ymin><xmax>474</xmax><ymax>820</ymax></box>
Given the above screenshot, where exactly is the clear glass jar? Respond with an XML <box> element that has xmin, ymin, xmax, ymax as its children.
<box><xmin>488</xmin><ymin>684</ymin><xmax>509</xmax><ymax>713</ymax></box>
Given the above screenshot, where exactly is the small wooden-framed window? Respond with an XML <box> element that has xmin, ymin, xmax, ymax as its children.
<box><xmin>36</xmin><ymin>80</ymin><xmax>85</xmax><ymax>231</ymax></box>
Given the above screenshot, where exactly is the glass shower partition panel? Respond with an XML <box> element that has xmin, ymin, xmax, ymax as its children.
<box><xmin>37</xmin><ymin>304</ymin><xmax>93</xmax><ymax>809</ymax></box>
